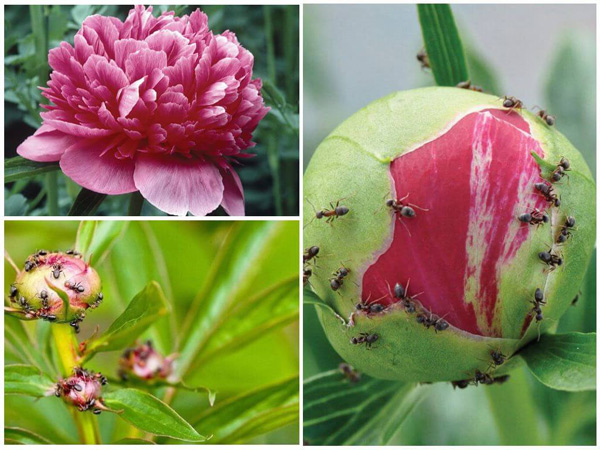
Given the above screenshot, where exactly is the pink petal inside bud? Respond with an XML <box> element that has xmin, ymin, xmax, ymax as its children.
<box><xmin>362</xmin><ymin>110</ymin><xmax>547</xmax><ymax>337</ymax></box>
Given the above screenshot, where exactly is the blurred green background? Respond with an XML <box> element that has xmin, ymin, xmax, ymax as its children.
<box><xmin>5</xmin><ymin>220</ymin><xmax>299</xmax><ymax>444</ymax></box>
<box><xmin>304</xmin><ymin>4</ymin><xmax>595</xmax><ymax>445</ymax></box>
<box><xmin>5</xmin><ymin>5</ymin><xmax>299</xmax><ymax>216</ymax></box>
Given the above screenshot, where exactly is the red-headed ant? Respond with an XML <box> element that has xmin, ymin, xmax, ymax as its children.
<box><xmin>306</xmin><ymin>198</ymin><xmax>350</xmax><ymax>225</ymax></box>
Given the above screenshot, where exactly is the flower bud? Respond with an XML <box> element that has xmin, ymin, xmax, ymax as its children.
<box><xmin>55</xmin><ymin>367</ymin><xmax>107</xmax><ymax>414</ymax></box>
<box><xmin>8</xmin><ymin>251</ymin><xmax>103</xmax><ymax>331</ymax></box>
<box><xmin>118</xmin><ymin>341</ymin><xmax>175</xmax><ymax>381</ymax></box>
<box><xmin>304</xmin><ymin>87</ymin><xmax>595</xmax><ymax>383</ymax></box>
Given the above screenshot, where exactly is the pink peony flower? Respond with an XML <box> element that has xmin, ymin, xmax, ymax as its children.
<box><xmin>17</xmin><ymin>5</ymin><xmax>269</xmax><ymax>216</ymax></box>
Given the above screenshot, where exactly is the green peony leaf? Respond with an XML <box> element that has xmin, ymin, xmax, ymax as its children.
<box><xmin>84</xmin><ymin>281</ymin><xmax>169</xmax><ymax>360</ymax></box>
<box><xmin>4</xmin><ymin>156</ymin><xmax>60</xmax><ymax>183</ymax></box>
<box><xmin>5</xmin><ymin>364</ymin><xmax>55</xmax><ymax>398</ymax></box>
<box><xmin>5</xmin><ymin>427</ymin><xmax>54</xmax><ymax>445</ymax></box>
<box><xmin>68</xmin><ymin>188</ymin><xmax>107</xmax><ymax>216</ymax></box>
<box><xmin>103</xmin><ymin>388</ymin><xmax>207</xmax><ymax>442</ymax></box>
<box><xmin>521</xmin><ymin>332</ymin><xmax>596</xmax><ymax>391</ymax></box>
<box><xmin>304</xmin><ymin>369</ymin><xmax>426</xmax><ymax>445</ymax></box>
<box><xmin>193</xmin><ymin>376</ymin><xmax>298</xmax><ymax>444</ymax></box>
<box><xmin>417</xmin><ymin>4</ymin><xmax>469</xmax><ymax>86</ymax></box>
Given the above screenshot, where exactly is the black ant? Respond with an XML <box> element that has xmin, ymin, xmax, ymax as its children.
<box><xmin>530</xmin><ymin>288</ymin><xmax>547</xmax><ymax>322</ymax></box>
<box><xmin>534</xmin><ymin>182</ymin><xmax>561</xmax><ymax>207</ymax></box>
<box><xmin>329</xmin><ymin>265</ymin><xmax>350</xmax><ymax>291</ymax></box>
<box><xmin>66</xmin><ymin>249</ymin><xmax>82</xmax><ymax>257</ymax></box>
<box><xmin>550</xmin><ymin>157</ymin><xmax>570</xmax><ymax>183</ymax></box>
<box><xmin>70</xmin><ymin>315</ymin><xmax>84</xmax><ymax>334</ymax></box>
<box><xmin>356</xmin><ymin>301</ymin><xmax>386</xmax><ymax>314</ymax></box>
<box><xmin>501</xmin><ymin>95</ymin><xmax>524</xmax><ymax>114</ymax></box>
<box><xmin>389</xmin><ymin>281</ymin><xmax>418</xmax><ymax>313</ymax></box>
<box><xmin>489</xmin><ymin>349</ymin><xmax>506</xmax><ymax>369</ymax></box>
<box><xmin>538</xmin><ymin>249</ymin><xmax>562</xmax><ymax>270</ymax></box>
<box><xmin>557</xmin><ymin>216</ymin><xmax>575</xmax><ymax>244</ymax></box>
<box><xmin>385</xmin><ymin>194</ymin><xmax>428</xmax><ymax>219</ymax></box>
<box><xmin>91</xmin><ymin>292</ymin><xmax>103</xmax><ymax>308</ymax></box>
<box><xmin>532</xmin><ymin>107</ymin><xmax>555</xmax><ymax>126</ymax></box>
<box><xmin>518</xmin><ymin>208</ymin><xmax>548</xmax><ymax>226</ymax></box>
<box><xmin>52</xmin><ymin>263</ymin><xmax>63</xmax><ymax>279</ymax></box>
<box><xmin>451</xmin><ymin>379</ymin><xmax>471</xmax><ymax>389</ymax></box>
<box><xmin>351</xmin><ymin>332</ymin><xmax>379</xmax><ymax>349</ymax></box>
<box><xmin>65</xmin><ymin>281</ymin><xmax>85</xmax><ymax>293</ymax></box>
<box><xmin>416</xmin><ymin>309</ymin><xmax>448</xmax><ymax>332</ymax></box>
<box><xmin>474</xmin><ymin>369</ymin><xmax>494</xmax><ymax>385</ymax></box>
<box><xmin>571</xmin><ymin>292</ymin><xmax>580</xmax><ymax>306</ymax></box>
<box><xmin>456</xmin><ymin>80</ymin><xmax>483</xmax><ymax>92</ymax></box>
<box><xmin>303</xmin><ymin>268</ymin><xmax>312</xmax><ymax>286</ymax></box>
<box><xmin>416</xmin><ymin>48</ymin><xmax>430</xmax><ymax>70</ymax></box>
<box><xmin>303</xmin><ymin>246</ymin><xmax>320</xmax><ymax>264</ymax></box>
<box><xmin>307</xmin><ymin>199</ymin><xmax>350</xmax><ymax>225</ymax></box>
<box><xmin>24</xmin><ymin>260</ymin><xmax>36</xmax><ymax>272</ymax></box>
<box><xmin>339</xmin><ymin>363</ymin><xmax>361</xmax><ymax>383</ymax></box>
<box><xmin>9</xmin><ymin>284</ymin><xmax>18</xmax><ymax>299</ymax></box>
<box><xmin>491</xmin><ymin>375</ymin><xmax>510</xmax><ymax>385</ymax></box>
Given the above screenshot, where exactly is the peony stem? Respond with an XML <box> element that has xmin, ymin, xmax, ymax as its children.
<box><xmin>46</xmin><ymin>172</ymin><xmax>59</xmax><ymax>215</ymax></box>
<box><xmin>127</xmin><ymin>191</ymin><xmax>145</xmax><ymax>216</ymax></box>
<box><xmin>52</xmin><ymin>324</ymin><xmax>101</xmax><ymax>444</ymax></box>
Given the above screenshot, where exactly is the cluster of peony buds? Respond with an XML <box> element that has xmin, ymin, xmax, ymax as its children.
<box><xmin>118</xmin><ymin>340</ymin><xmax>175</xmax><ymax>381</ymax></box>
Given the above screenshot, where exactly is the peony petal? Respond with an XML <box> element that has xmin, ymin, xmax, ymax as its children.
<box><xmin>16</xmin><ymin>125</ymin><xmax>78</xmax><ymax>162</ymax></box>
<box><xmin>118</xmin><ymin>77</ymin><xmax>146</xmax><ymax>118</ymax></box>
<box><xmin>60</xmin><ymin>139</ymin><xmax>136</xmax><ymax>194</ymax></box>
<box><xmin>220</xmin><ymin>166</ymin><xmax>245</xmax><ymax>216</ymax></box>
<box><xmin>133</xmin><ymin>154</ymin><xmax>223</xmax><ymax>216</ymax></box>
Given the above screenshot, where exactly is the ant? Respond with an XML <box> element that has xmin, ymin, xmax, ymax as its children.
<box><xmin>303</xmin><ymin>246</ymin><xmax>320</xmax><ymax>264</ymax></box>
<box><xmin>24</xmin><ymin>259</ymin><xmax>36</xmax><ymax>272</ymax></box>
<box><xmin>451</xmin><ymin>379</ymin><xmax>471</xmax><ymax>389</ymax></box>
<box><xmin>70</xmin><ymin>315</ymin><xmax>84</xmax><ymax>334</ymax></box>
<box><xmin>385</xmin><ymin>194</ymin><xmax>428</xmax><ymax>219</ymax></box>
<box><xmin>518</xmin><ymin>208</ymin><xmax>548</xmax><ymax>226</ymax></box>
<box><xmin>389</xmin><ymin>280</ymin><xmax>418</xmax><ymax>313</ymax></box>
<box><xmin>65</xmin><ymin>281</ymin><xmax>85</xmax><ymax>293</ymax></box>
<box><xmin>329</xmin><ymin>265</ymin><xmax>350</xmax><ymax>291</ymax></box>
<box><xmin>356</xmin><ymin>300</ymin><xmax>386</xmax><ymax>314</ymax></box>
<box><xmin>91</xmin><ymin>292</ymin><xmax>104</xmax><ymax>308</ymax></box>
<box><xmin>456</xmin><ymin>80</ymin><xmax>483</xmax><ymax>92</ymax></box>
<box><xmin>474</xmin><ymin>369</ymin><xmax>494</xmax><ymax>385</ymax></box>
<box><xmin>557</xmin><ymin>216</ymin><xmax>575</xmax><ymax>243</ymax></box>
<box><xmin>9</xmin><ymin>284</ymin><xmax>18</xmax><ymax>300</ymax></box>
<box><xmin>538</xmin><ymin>249</ymin><xmax>563</xmax><ymax>270</ymax></box>
<box><xmin>489</xmin><ymin>349</ymin><xmax>506</xmax><ymax>369</ymax></box>
<box><xmin>416</xmin><ymin>310</ymin><xmax>449</xmax><ymax>332</ymax></box>
<box><xmin>52</xmin><ymin>263</ymin><xmax>63</xmax><ymax>279</ymax></box>
<box><xmin>501</xmin><ymin>96</ymin><xmax>524</xmax><ymax>114</ymax></box>
<box><xmin>571</xmin><ymin>292</ymin><xmax>581</xmax><ymax>306</ymax></box>
<box><xmin>307</xmin><ymin>199</ymin><xmax>350</xmax><ymax>225</ymax></box>
<box><xmin>416</xmin><ymin>48</ymin><xmax>430</xmax><ymax>70</ymax></box>
<box><xmin>534</xmin><ymin>182</ymin><xmax>561</xmax><ymax>207</ymax></box>
<box><xmin>303</xmin><ymin>267</ymin><xmax>312</xmax><ymax>286</ymax></box>
<box><xmin>66</xmin><ymin>249</ymin><xmax>82</xmax><ymax>257</ymax></box>
<box><xmin>351</xmin><ymin>332</ymin><xmax>379</xmax><ymax>349</ymax></box>
<box><xmin>531</xmin><ymin>107</ymin><xmax>556</xmax><ymax>126</ymax></box>
<box><xmin>339</xmin><ymin>363</ymin><xmax>361</xmax><ymax>383</ymax></box>
<box><xmin>530</xmin><ymin>288</ymin><xmax>547</xmax><ymax>323</ymax></box>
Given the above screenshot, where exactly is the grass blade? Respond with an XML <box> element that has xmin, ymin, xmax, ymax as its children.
<box><xmin>417</xmin><ymin>4</ymin><xmax>469</xmax><ymax>86</ymax></box>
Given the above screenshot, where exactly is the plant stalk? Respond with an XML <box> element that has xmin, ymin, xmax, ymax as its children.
<box><xmin>127</xmin><ymin>191</ymin><xmax>145</xmax><ymax>216</ymax></box>
<box><xmin>52</xmin><ymin>324</ymin><xmax>101</xmax><ymax>444</ymax></box>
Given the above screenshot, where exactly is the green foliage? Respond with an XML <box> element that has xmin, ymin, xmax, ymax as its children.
<box><xmin>103</xmin><ymin>389</ymin><xmax>207</xmax><ymax>442</ymax></box>
<box><xmin>304</xmin><ymin>369</ymin><xmax>425</xmax><ymax>445</ymax></box>
<box><xmin>417</xmin><ymin>5</ymin><xmax>469</xmax><ymax>86</ymax></box>
<box><xmin>520</xmin><ymin>333</ymin><xmax>596</xmax><ymax>392</ymax></box>
<box><xmin>5</xmin><ymin>427</ymin><xmax>54</xmax><ymax>445</ymax></box>
<box><xmin>4</xmin><ymin>221</ymin><xmax>299</xmax><ymax>444</ymax></box>
<box><xmin>5</xmin><ymin>364</ymin><xmax>55</xmax><ymax>397</ymax></box>
<box><xmin>4</xmin><ymin>5</ymin><xmax>299</xmax><ymax>216</ymax></box>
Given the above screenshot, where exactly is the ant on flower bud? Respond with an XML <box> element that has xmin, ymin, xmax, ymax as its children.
<box><xmin>518</xmin><ymin>208</ymin><xmax>548</xmax><ymax>226</ymax></box>
<box><xmin>535</xmin><ymin>182</ymin><xmax>561</xmax><ymax>207</ymax></box>
<box><xmin>339</xmin><ymin>363</ymin><xmax>361</xmax><ymax>383</ymax></box>
<box><xmin>306</xmin><ymin>198</ymin><xmax>350</xmax><ymax>225</ymax></box>
<box><xmin>329</xmin><ymin>265</ymin><xmax>350</xmax><ymax>291</ymax></box>
<box><xmin>351</xmin><ymin>332</ymin><xmax>379</xmax><ymax>349</ymax></box>
<box><xmin>501</xmin><ymin>95</ymin><xmax>524</xmax><ymax>114</ymax></box>
<box><xmin>456</xmin><ymin>80</ymin><xmax>483</xmax><ymax>92</ymax></box>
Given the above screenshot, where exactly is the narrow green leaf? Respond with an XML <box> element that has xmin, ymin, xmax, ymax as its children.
<box><xmin>193</xmin><ymin>376</ymin><xmax>298</xmax><ymax>443</ymax></box>
<box><xmin>107</xmin><ymin>377</ymin><xmax>215</xmax><ymax>406</ymax></box>
<box><xmin>68</xmin><ymin>188</ymin><xmax>107</xmax><ymax>216</ymax></box>
<box><xmin>45</xmin><ymin>277</ymin><xmax>70</xmax><ymax>322</ymax></box>
<box><xmin>520</xmin><ymin>332</ymin><xmax>595</xmax><ymax>391</ymax></box>
<box><xmin>75</xmin><ymin>221</ymin><xmax>97</xmax><ymax>256</ymax></box>
<box><xmin>5</xmin><ymin>427</ymin><xmax>54</xmax><ymax>445</ymax></box>
<box><xmin>485</xmin><ymin>367</ymin><xmax>543</xmax><ymax>445</ymax></box>
<box><xmin>103</xmin><ymin>388</ymin><xmax>207</xmax><ymax>442</ymax></box>
<box><xmin>417</xmin><ymin>4</ymin><xmax>469</xmax><ymax>86</ymax></box>
<box><xmin>5</xmin><ymin>364</ymin><xmax>55</xmax><ymax>397</ymax></box>
<box><xmin>84</xmin><ymin>281</ymin><xmax>169</xmax><ymax>359</ymax></box>
<box><xmin>304</xmin><ymin>369</ymin><xmax>420</xmax><ymax>445</ymax></box>
<box><xmin>86</xmin><ymin>221</ymin><xmax>129</xmax><ymax>265</ymax></box>
<box><xmin>185</xmin><ymin>276</ymin><xmax>298</xmax><ymax>370</ymax></box>
<box><xmin>4</xmin><ymin>156</ymin><xmax>60</xmax><ymax>183</ymax></box>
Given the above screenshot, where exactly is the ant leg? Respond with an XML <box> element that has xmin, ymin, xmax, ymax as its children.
<box><xmin>397</xmin><ymin>217</ymin><xmax>413</xmax><ymax>238</ymax></box>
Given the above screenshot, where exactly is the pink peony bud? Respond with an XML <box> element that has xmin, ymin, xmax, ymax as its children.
<box><xmin>304</xmin><ymin>87</ymin><xmax>595</xmax><ymax>383</ymax></box>
<box><xmin>17</xmin><ymin>6</ymin><xmax>269</xmax><ymax>216</ymax></box>
<box><xmin>118</xmin><ymin>340</ymin><xmax>175</xmax><ymax>381</ymax></box>
<box><xmin>55</xmin><ymin>367</ymin><xmax>108</xmax><ymax>414</ymax></box>
<box><xmin>8</xmin><ymin>251</ymin><xmax>103</xmax><ymax>331</ymax></box>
